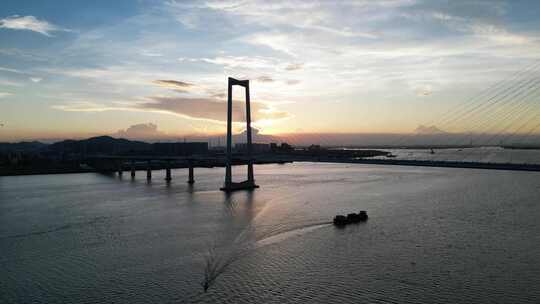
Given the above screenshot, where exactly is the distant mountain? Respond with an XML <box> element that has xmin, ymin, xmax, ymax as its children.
<box><xmin>47</xmin><ymin>136</ymin><xmax>152</xmax><ymax>155</ymax></box>
<box><xmin>415</xmin><ymin>125</ymin><xmax>446</xmax><ymax>134</ymax></box>
<box><xmin>207</xmin><ymin>127</ymin><xmax>281</xmax><ymax>146</ymax></box>
<box><xmin>0</xmin><ymin>141</ymin><xmax>48</xmax><ymax>153</ymax></box>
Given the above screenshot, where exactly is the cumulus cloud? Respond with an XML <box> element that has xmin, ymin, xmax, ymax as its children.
<box><xmin>114</xmin><ymin>123</ymin><xmax>166</xmax><ymax>139</ymax></box>
<box><xmin>138</xmin><ymin>96</ymin><xmax>290</xmax><ymax>123</ymax></box>
<box><xmin>0</xmin><ymin>15</ymin><xmax>67</xmax><ymax>36</ymax></box>
<box><xmin>232</xmin><ymin>127</ymin><xmax>280</xmax><ymax>143</ymax></box>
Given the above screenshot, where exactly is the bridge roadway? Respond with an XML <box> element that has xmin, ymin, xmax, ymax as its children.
<box><xmin>86</xmin><ymin>154</ymin><xmax>540</xmax><ymax>178</ymax></box>
<box><xmin>83</xmin><ymin>154</ymin><xmax>290</xmax><ymax>183</ymax></box>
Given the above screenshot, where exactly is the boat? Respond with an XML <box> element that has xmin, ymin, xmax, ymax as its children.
<box><xmin>347</xmin><ymin>213</ymin><xmax>361</xmax><ymax>223</ymax></box>
<box><xmin>333</xmin><ymin>211</ymin><xmax>368</xmax><ymax>226</ymax></box>
<box><xmin>333</xmin><ymin>215</ymin><xmax>348</xmax><ymax>226</ymax></box>
<box><xmin>358</xmin><ymin>210</ymin><xmax>368</xmax><ymax>221</ymax></box>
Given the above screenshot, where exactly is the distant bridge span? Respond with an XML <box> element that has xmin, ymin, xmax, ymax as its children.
<box><xmin>315</xmin><ymin>158</ymin><xmax>540</xmax><ymax>172</ymax></box>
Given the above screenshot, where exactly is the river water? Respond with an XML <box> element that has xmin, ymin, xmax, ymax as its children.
<box><xmin>1</xmin><ymin>160</ymin><xmax>540</xmax><ymax>303</ymax></box>
<box><xmin>372</xmin><ymin>146</ymin><xmax>540</xmax><ymax>163</ymax></box>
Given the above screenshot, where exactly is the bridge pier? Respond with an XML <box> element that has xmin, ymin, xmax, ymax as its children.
<box><xmin>146</xmin><ymin>161</ymin><xmax>152</xmax><ymax>181</ymax></box>
<box><xmin>165</xmin><ymin>162</ymin><xmax>172</xmax><ymax>182</ymax></box>
<box><xmin>130</xmin><ymin>161</ymin><xmax>135</xmax><ymax>178</ymax></box>
<box><xmin>117</xmin><ymin>161</ymin><xmax>123</xmax><ymax>177</ymax></box>
<box><xmin>188</xmin><ymin>165</ymin><xmax>194</xmax><ymax>184</ymax></box>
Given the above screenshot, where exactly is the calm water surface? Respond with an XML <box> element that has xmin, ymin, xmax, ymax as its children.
<box><xmin>1</xmin><ymin>162</ymin><xmax>540</xmax><ymax>303</ymax></box>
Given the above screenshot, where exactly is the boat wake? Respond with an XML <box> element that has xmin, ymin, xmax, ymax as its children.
<box><xmin>200</xmin><ymin>220</ymin><xmax>331</xmax><ymax>292</ymax></box>
<box><xmin>253</xmin><ymin>222</ymin><xmax>330</xmax><ymax>248</ymax></box>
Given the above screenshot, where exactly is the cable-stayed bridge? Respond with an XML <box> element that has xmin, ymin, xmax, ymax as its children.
<box><xmin>87</xmin><ymin>63</ymin><xmax>540</xmax><ymax>190</ymax></box>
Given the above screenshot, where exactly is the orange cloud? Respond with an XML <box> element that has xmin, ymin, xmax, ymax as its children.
<box><xmin>138</xmin><ymin>96</ymin><xmax>290</xmax><ymax>123</ymax></box>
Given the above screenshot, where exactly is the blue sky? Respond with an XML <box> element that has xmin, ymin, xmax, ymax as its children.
<box><xmin>1</xmin><ymin>0</ymin><xmax>540</xmax><ymax>141</ymax></box>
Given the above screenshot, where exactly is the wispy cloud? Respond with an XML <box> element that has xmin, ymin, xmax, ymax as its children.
<box><xmin>256</xmin><ymin>76</ymin><xmax>274</xmax><ymax>83</ymax></box>
<box><xmin>152</xmin><ymin>79</ymin><xmax>194</xmax><ymax>90</ymax></box>
<box><xmin>0</xmin><ymin>15</ymin><xmax>69</xmax><ymax>36</ymax></box>
<box><xmin>140</xmin><ymin>50</ymin><xmax>163</xmax><ymax>57</ymax></box>
<box><xmin>53</xmin><ymin>96</ymin><xmax>291</xmax><ymax>124</ymax></box>
<box><xmin>286</xmin><ymin>80</ymin><xmax>300</xmax><ymax>85</ymax></box>
<box><xmin>51</xmin><ymin>101</ymin><xmax>131</xmax><ymax>112</ymax></box>
<box><xmin>0</xmin><ymin>66</ymin><xmax>24</xmax><ymax>74</ymax></box>
<box><xmin>285</xmin><ymin>63</ymin><xmax>303</xmax><ymax>71</ymax></box>
<box><xmin>1</xmin><ymin>66</ymin><xmax>44</xmax><ymax>83</ymax></box>
<box><xmin>138</xmin><ymin>96</ymin><xmax>290</xmax><ymax>123</ymax></box>
<box><xmin>428</xmin><ymin>11</ymin><xmax>533</xmax><ymax>45</ymax></box>
<box><xmin>202</xmin><ymin>56</ymin><xmax>279</xmax><ymax>70</ymax></box>
<box><xmin>0</xmin><ymin>78</ymin><xmax>23</xmax><ymax>87</ymax></box>
<box><xmin>0</xmin><ymin>92</ymin><xmax>13</xmax><ymax>98</ymax></box>
<box><xmin>203</xmin><ymin>0</ymin><xmax>379</xmax><ymax>38</ymax></box>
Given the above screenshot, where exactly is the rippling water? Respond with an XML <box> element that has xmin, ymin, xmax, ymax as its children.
<box><xmin>1</xmin><ymin>161</ymin><xmax>540</xmax><ymax>303</ymax></box>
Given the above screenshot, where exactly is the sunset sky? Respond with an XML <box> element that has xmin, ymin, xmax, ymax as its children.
<box><xmin>1</xmin><ymin>0</ymin><xmax>540</xmax><ymax>142</ymax></box>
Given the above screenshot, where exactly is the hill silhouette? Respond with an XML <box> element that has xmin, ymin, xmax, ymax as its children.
<box><xmin>0</xmin><ymin>141</ymin><xmax>48</xmax><ymax>153</ymax></box>
<box><xmin>48</xmin><ymin>136</ymin><xmax>152</xmax><ymax>154</ymax></box>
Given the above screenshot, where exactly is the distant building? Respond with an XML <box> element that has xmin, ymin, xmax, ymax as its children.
<box><xmin>308</xmin><ymin>144</ymin><xmax>322</xmax><ymax>151</ymax></box>
<box><xmin>153</xmin><ymin>142</ymin><xmax>208</xmax><ymax>156</ymax></box>
<box><xmin>281</xmin><ymin>143</ymin><xmax>294</xmax><ymax>151</ymax></box>
<box><xmin>270</xmin><ymin>142</ymin><xmax>295</xmax><ymax>153</ymax></box>
<box><xmin>209</xmin><ymin>145</ymin><xmax>226</xmax><ymax>153</ymax></box>
<box><xmin>235</xmin><ymin>143</ymin><xmax>270</xmax><ymax>154</ymax></box>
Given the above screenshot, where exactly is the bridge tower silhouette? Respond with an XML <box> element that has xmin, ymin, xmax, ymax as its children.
<box><xmin>220</xmin><ymin>77</ymin><xmax>259</xmax><ymax>192</ymax></box>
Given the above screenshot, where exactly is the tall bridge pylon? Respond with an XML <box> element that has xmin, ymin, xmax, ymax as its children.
<box><xmin>220</xmin><ymin>77</ymin><xmax>259</xmax><ymax>192</ymax></box>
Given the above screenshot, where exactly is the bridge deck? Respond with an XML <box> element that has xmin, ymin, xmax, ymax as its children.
<box><xmin>86</xmin><ymin>155</ymin><xmax>540</xmax><ymax>172</ymax></box>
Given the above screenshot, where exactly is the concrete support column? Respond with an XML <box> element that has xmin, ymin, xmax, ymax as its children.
<box><xmin>245</xmin><ymin>82</ymin><xmax>254</xmax><ymax>183</ymax></box>
<box><xmin>224</xmin><ymin>78</ymin><xmax>233</xmax><ymax>188</ymax></box>
<box><xmin>188</xmin><ymin>165</ymin><xmax>194</xmax><ymax>184</ymax></box>
<box><xmin>117</xmin><ymin>161</ymin><xmax>123</xmax><ymax>177</ymax></box>
<box><xmin>130</xmin><ymin>161</ymin><xmax>136</xmax><ymax>178</ymax></box>
<box><xmin>146</xmin><ymin>161</ymin><xmax>152</xmax><ymax>181</ymax></box>
<box><xmin>165</xmin><ymin>162</ymin><xmax>172</xmax><ymax>182</ymax></box>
